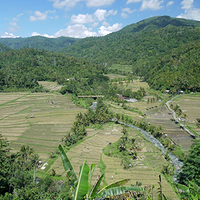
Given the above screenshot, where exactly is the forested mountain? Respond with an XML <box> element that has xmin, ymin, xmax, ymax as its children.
<box><xmin>143</xmin><ymin>40</ymin><xmax>200</xmax><ymax>92</ymax></box>
<box><xmin>0</xmin><ymin>48</ymin><xmax>106</xmax><ymax>91</ymax></box>
<box><xmin>58</xmin><ymin>16</ymin><xmax>200</xmax><ymax>64</ymax></box>
<box><xmin>1</xmin><ymin>15</ymin><xmax>200</xmax><ymax>92</ymax></box>
<box><xmin>0</xmin><ymin>36</ymin><xmax>79</xmax><ymax>52</ymax></box>
<box><xmin>57</xmin><ymin>15</ymin><xmax>200</xmax><ymax>92</ymax></box>
<box><xmin>0</xmin><ymin>43</ymin><xmax>10</xmax><ymax>52</ymax></box>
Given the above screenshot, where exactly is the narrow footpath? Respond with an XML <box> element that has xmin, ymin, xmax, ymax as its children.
<box><xmin>166</xmin><ymin>95</ymin><xmax>196</xmax><ymax>138</ymax></box>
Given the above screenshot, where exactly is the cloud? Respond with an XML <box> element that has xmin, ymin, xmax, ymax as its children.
<box><xmin>31</xmin><ymin>32</ymin><xmax>55</xmax><ymax>38</ymax></box>
<box><xmin>140</xmin><ymin>0</ymin><xmax>164</xmax><ymax>10</ymax></box>
<box><xmin>94</xmin><ymin>9</ymin><xmax>117</xmax><ymax>21</ymax></box>
<box><xmin>167</xmin><ymin>1</ymin><xmax>174</xmax><ymax>7</ymax></box>
<box><xmin>30</xmin><ymin>10</ymin><xmax>56</xmax><ymax>22</ymax></box>
<box><xmin>13</xmin><ymin>13</ymin><xmax>24</xmax><ymax>22</ymax></box>
<box><xmin>126</xmin><ymin>0</ymin><xmax>142</xmax><ymax>3</ymax></box>
<box><xmin>50</xmin><ymin>0</ymin><xmax>82</xmax><ymax>9</ymax></box>
<box><xmin>177</xmin><ymin>7</ymin><xmax>200</xmax><ymax>21</ymax></box>
<box><xmin>54</xmin><ymin>24</ymin><xmax>97</xmax><ymax>38</ymax></box>
<box><xmin>121</xmin><ymin>7</ymin><xmax>136</xmax><ymax>18</ymax></box>
<box><xmin>86</xmin><ymin>0</ymin><xmax>115</xmax><ymax>7</ymax></box>
<box><xmin>8</xmin><ymin>22</ymin><xmax>20</xmax><ymax>32</ymax></box>
<box><xmin>7</xmin><ymin>13</ymin><xmax>23</xmax><ymax>33</ymax></box>
<box><xmin>1</xmin><ymin>32</ymin><xmax>20</xmax><ymax>38</ymax></box>
<box><xmin>98</xmin><ymin>23</ymin><xmax>122</xmax><ymax>36</ymax></box>
<box><xmin>181</xmin><ymin>0</ymin><xmax>193</xmax><ymax>10</ymax></box>
<box><xmin>31</xmin><ymin>21</ymin><xmax>122</xmax><ymax>39</ymax></box>
<box><xmin>177</xmin><ymin>0</ymin><xmax>200</xmax><ymax>21</ymax></box>
<box><xmin>50</xmin><ymin>0</ymin><xmax>115</xmax><ymax>9</ymax></box>
<box><xmin>71</xmin><ymin>14</ymin><xmax>94</xmax><ymax>24</ymax></box>
<box><xmin>70</xmin><ymin>9</ymin><xmax>117</xmax><ymax>25</ymax></box>
<box><xmin>92</xmin><ymin>22</ymin><xmax>99</xmax><ymax>27</ymax></box>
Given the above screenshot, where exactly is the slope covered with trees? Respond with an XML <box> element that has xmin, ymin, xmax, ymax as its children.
<box><xmin>1</xmin><ymin>16</ymin><xmax>200</xmax><ymax>93</ymax></box>
<box><xmin>144</xmin><ymin>40</ymin><xmax>200</xmax><ymax>92</ymax></box>
<box><xmin>58</xmin><ymin>16</ymin><xmax>200</xmax><ymax>65</ymax></box>
<box><xmin>0</xmin><ymin>48</ymin><xmax>106</xmax><ymax>91</ymax></box>
<box><xmin>0</xmin><ymin>43</ymin><xmax>10</xmax><ymax>52</ymax></box>
<box><xmin>0</xmin><ymin>36</ymin><xmax>79</xmax><ymax>52</ymax></box>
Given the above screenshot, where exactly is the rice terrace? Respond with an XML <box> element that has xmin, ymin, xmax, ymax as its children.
<box><xmin>0</xmin><ymin>90</ymin><xmax>85</xmax><ymax>160</ymax></box>
<box><xmin>1</xmin><ymin>79</ymin><xmax>199</xmax><ymax>199</ymax></box>
<box><xmin>1</xmin><ymin>15</ymin><xmax>200</xmax><ymax>199</ymax></box>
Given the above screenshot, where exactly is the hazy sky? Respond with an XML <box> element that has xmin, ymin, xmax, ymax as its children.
<box><xmin>1</xmin><ymin>0</ymin><xmax>200</xmax><ymax>38</ymax></box>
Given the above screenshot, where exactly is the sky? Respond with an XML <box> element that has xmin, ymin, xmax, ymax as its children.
<box><xmin>1</xmin><ymin>0</ymin><xmax>200</xmax><ymax>38</ymax></box>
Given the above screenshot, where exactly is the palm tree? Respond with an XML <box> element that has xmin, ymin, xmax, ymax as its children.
<box><xmin>30</xmin><ymin>154</ymin><xmax>39</xmax><ymax>182</ymax></box>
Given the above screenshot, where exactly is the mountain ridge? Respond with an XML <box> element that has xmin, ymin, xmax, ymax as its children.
<box><xmin>1</xmin><ymin>15</ymin><xmax>200</xmax><ymax>52</ymax></box>
<box><xmin>1</xmin><ymin>15</ymin><xmax>200</xmax><ymax>92</ymax></box>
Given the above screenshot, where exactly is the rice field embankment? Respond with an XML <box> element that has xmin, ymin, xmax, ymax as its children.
<box><xmin>0</xmin><ymin>92</ymin><xmax>85</xmax><ymax>160</ymax></box>
<box><xmin>48</xmin><ymin>123</ymin><xmax>178</xmax><ymax>200</ymax></box>
<box><xmin>171</xmin><ymin>94</ymin><xmax>200</xmax><ymax>136</ymax></box>
<box><xmin>146</xmin><ymin>105</ymin><xmax>193</xmax><ymax>151</ymax></box>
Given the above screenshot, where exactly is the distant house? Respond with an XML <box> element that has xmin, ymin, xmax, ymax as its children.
<box><xmin>117</xmin><ymin>94</ymin><xmax>125</xmax><ymax>100</ymax></box>
<box><xmin>117</xmin><ymin>94</ymin><xmax>137</xmax><ymax>102</ymax></box>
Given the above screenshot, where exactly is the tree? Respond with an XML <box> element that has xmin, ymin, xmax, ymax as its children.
<box><xmin>196</xmin><ymin>118</ymin><xmax>200</xmax><ymax>128</ymax></box>
<box><xmin>177</xmin><ymin>181</ymin><xmax>200</xmax><ymax>200</ymax></box>
<box><xmin>58</xmin><ymin>145</ymin><xmax>143</xmax><ymax>200</ymax></box>
<box><xmin>178</xmin><ymin>139</ymin><xmax>200</xmax><ymax>186</ymax></box>
<box><xmin>9</xmin><ymin>145</ymin><xmax>38</xmax><ymax>194</ymax></box>
<box><xmin>0</xmin><ymin>135</ymin><xmax>11</xmax><ymax>195</ymax></box>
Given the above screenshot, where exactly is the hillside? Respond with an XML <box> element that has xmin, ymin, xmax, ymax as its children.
<box><xmin>0</xmin><ymin>48</ymin><xmax>106</xmax><ymax>92</ymax></box>
<box><xmin>58</xmin><ymin>16</ymin><xmax>200</xmax><ymax>92</ymax></box>
<box><xmin>1</xmin><ymin>15</ymin><xmax>200</xmax><ymax>93</ymax></box>
<box><xmin>0</xmin><ymin>43</ymin><xmax>10</xmax><ymax>52</ymax></box>
<box><xmin>58</xmin><ymin>16</ymin><xmax>200</xmax><ymax>64</ymax></box>
<box><xmin>144</xmin><ymin>40</ymin><xmax>200</xmax><ymax>92</ymax></box>
<box><xmin>0</xmin><ymin>36</ymin><xmax>79</xmax><ymax>52</ymax></box>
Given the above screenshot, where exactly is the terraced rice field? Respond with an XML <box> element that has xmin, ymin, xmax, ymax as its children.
<box><xmin>48</xmin><ymin>123</ymin><xmax>178</xmax><ymax>200</ymax></box>
<box><xmin>0</xmin><ymin>89</ymin><xmax>187</xmax><ymax>199</ymax></box>
<box><xmin>0</xmin><ymin>92</ymin><xmax>85</xmax><ymax>160</ymax></box>
<box><xmin>113</xmin><ymin>78</ymin><xmax>150</xmax><ymax>92</ymax></box>
<box><xmin>172</xmin><ymin>94</ymin><xmax>200</xmax><ymax>136</ymax></box>
<box><xmin>146</xmin><ymin>105</ymin><xmax>193</xmax><ymax>151</ymax></box>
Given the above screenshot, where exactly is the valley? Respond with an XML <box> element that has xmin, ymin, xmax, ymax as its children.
<box><xmin>0</xmin><ymin>15</ymin><xmax>200</xmax><ymax>199</ymax></box>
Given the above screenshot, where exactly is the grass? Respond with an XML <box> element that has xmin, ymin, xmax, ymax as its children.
<box><xmin>38</xmin><ymin>81</ymin><xmax>63</xmax><ymax>91</ymax></box>
<box><xmin>106</xmin><ymin>74</ymin><xmax>126</xmax><ymax>79</ymax></box>
<box><xmin>101</xmin><ymin>127</ymin><xmax>178</xmax><ymax>200</ymax></box>
<box><xmin>146</xmin><ymin>105</ymin><xmax>193</xmax><ymax>152</ymax></box>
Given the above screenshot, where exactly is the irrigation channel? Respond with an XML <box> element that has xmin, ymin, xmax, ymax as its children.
<box><xmin>115</xmin><ymin>120</ymin><xmax>183</xmax><ymax>182</ymax></box>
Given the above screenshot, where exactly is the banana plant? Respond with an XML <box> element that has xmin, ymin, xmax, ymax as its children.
<box><xmin>58</xmin><ymin>145</ymin><xmax>143</xmax><ymax>200</ymax></box>
<box><xmin>176</xmin><ymin>181</ymin><xmax>200</xmax><ymax>200</ymax></box>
